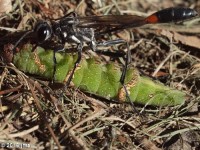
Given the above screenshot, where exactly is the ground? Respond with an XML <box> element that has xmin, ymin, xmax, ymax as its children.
<box><xmin>0</xmin><ymin>0</ymin><xmax>200</xmax><ymax>150</ymax></box>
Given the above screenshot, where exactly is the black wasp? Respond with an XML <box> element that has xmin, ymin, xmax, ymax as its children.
<box><xmin>12</xmin><ymin>7</ymin><xmax>198</xmax><ymax>87</ymax></box>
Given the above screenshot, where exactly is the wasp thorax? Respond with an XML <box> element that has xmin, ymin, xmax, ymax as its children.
<box><xmin>52</xmin><ymin>22</ymin><xmax>61</xmax><ymax>36</ymax></box>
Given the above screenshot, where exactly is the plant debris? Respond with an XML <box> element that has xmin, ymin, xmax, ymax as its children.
<box><xmin>0</xmin><ymin>0</ymin><xmax>200</xmax><ymax>149</ymax></box>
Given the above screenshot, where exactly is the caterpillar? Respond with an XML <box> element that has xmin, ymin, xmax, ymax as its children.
<box><xmin>12</xmin><ymin>44</ymin><xmax>185</xmax><ymax>106</ymax></box>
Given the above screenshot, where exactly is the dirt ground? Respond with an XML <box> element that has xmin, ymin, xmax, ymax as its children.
<box><xmin>0</xmin><ymin>0</ymin><xmax>200</xmax><ymax>149</ymax></box>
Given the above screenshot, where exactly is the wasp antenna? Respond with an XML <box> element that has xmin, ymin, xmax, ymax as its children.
<box><xmin>12</xmin><ymin>30</ymin><xmax>33</xmax><ymax>53</ymax></box>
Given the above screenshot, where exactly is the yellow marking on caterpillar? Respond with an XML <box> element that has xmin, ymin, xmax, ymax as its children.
<box><xmin>118</xmin><ymin>69</ymin><xmax>140</xmax><ymax>102</ymax></box>
<box><xmin>33</xmin><ymin>51</ymin><xmax>45</xmax><ymax>73</ymax></box>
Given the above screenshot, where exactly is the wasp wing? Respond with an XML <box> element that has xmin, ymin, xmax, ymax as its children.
<box><xmin>76</xmin><ymin>15</ymin><xmax>146</xmax><ymax>35</ymax></box>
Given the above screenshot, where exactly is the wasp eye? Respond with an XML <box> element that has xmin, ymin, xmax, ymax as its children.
<box><xmin>35</xmin><ymin>22</ymin><xmax>52</xmax><ymax>43</ymax></box>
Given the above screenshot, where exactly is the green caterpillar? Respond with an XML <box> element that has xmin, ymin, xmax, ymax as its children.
<box><xmin>12</xmin><ymin>44</ymin><xmax>185</xmax><ymax>106</ymax></box>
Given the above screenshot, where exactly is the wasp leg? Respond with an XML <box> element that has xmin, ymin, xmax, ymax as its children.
<box><xmin>96</xmin><ymin>39</ymin><xmax>126</xmax><ymax>47</ymax></box>
<box><xmin>12</xmin><ymin>30</ymin><xmax>33</xmax><ymax>54</ymax></box>
<box><xmin>121</xmin><ymin>46</ymin><xmax>140</xmax><ymax>115</ymax></box>
<box><xmin>65</xmin><ymin>43</ymin><xmax>83</xmax><ymax>87</ymax></box>
<box><xmin>52</xmin><ymin>12</ymin><xmax>78</xmax><ymax>21</ymax></box>
<box><xmin>97</xmin><ymin>39</ymin><xmax>140</xmax><ymax>114</ymax></box>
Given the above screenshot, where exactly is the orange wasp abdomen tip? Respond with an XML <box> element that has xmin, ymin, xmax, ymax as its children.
<box><xmin>145</xmin><ymin>7</ymin><xmax>198</xmax><ymax>24</ymax></box>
